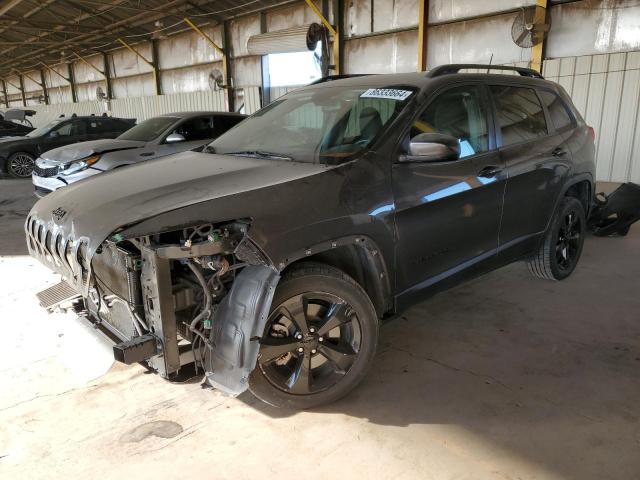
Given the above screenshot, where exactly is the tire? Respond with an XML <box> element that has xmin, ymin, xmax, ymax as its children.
<box><xmin>6</xmin><ymin>152</ymin><xmax>36</xmax><ymax>178</ymax></box>
<box><xmin>249</xmin><ymin>262</ymin><xmax>378</xmax><ymax>409</ymax></box>
<box><xmin>528</xmin><ymin>196</ymin><xmax>586</xmax><ymax>281</ymax></box>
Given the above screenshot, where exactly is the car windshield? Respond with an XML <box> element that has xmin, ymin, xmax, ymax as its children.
<box><xmin>26</xmin><ymin>119</ymin><xmax>63</xmax><ymax>138</ymax></box>
<box><xmin>118</xmin><ymin>117</ymin><xmax>177</xmax><ymax>142</ymax></box>
<box><xmin>209</xmin><ymin>85</ymin><xmax>415</xmax><ymax>164</ymax></box>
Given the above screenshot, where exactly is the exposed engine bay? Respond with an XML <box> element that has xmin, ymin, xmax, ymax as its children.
<box><xmin>32</xmin><ymin>220</ymin><xmax>279</xmax><ymax>395</ymax></box>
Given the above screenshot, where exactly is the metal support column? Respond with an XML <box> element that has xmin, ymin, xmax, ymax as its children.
<box><xmin>259</xmin><ymin>12</ymin><xmax>269</xmax><ymax>107</ymax></box>
<box><xmin>183</xmin><ymin>17</ymin><xmax>231</xmax><ymax>111</ymax></box>
<box><xmin>151</xmin><ymin>39</ymin><xmax>162</xmax><ymax>96</ymax></box>
<box><xmin>1</xmin><ymin>80</ymin><xmax>7</xmax><ymax>108</ymax></box>
<box><xmin>417</xmin><ymin>0</ymin><xmax>429</xmax><ymax>71</ymax></box>
<box><xmin>223</xmin><ymin>20</ymin><xmax>234</xmax><ymax>112</ymax></box>
<box><xmin>118</xmin><ymin>38</ymin><xmax>160</xmax><ymax>96</ymax></box>
<box><xmin>307</xmin><ymin>0</ymin><xmax>341</xmax><ymax>74</ymax></box>
<box><xmin>39</xmin><ymin>69</ymin><xmax>49</xmax><ymax>104</ymax></box>
<box><xmin>18</xmin><ymin>74</ymin><xmax>26</xmax><ymax>106</ymax></box>
<box><xmin>103</xmin><ymin>52</ymin><xmax>113</xmax><ymax>100</ymax></box>
<box><xmin>530</xmin><ymin>0</ymin><xmax>548</xmax><ymax>73</ymax></box>
<box><xmin>67</xmin><ymin>63</ymin><xmax>77</xmax><ymax>103</ymax></box>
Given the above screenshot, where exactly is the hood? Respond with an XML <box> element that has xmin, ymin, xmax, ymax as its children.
<box><xmin>41</xmin><ymin>139</ymin><xmax>146</xmax><ymax>164</ymax></box>
<box><xmin>0</xmin><ymin>135</ymin><xmax>27</xmax><ymax>144</ymax></box>
<box><xmin>27</xmin><ymin>151</ymin><xmax>329</xmax><ymax>260</ymax></box>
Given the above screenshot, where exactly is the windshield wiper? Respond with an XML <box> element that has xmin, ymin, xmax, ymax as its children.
<box><xmin>226</xmin><ymin>150</ymin><xmax>294</xmax><ymax>161</ymax></box>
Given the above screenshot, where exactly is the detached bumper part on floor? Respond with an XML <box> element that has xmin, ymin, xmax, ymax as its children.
<box><xmin>36</xmin><ymin>280</ymin><xmax>81</xmax><ymax>313</ymax></box>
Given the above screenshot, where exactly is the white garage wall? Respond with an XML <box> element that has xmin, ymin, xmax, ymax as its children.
<box><xmin>26</xmin><ymin>90</ymin><xmax>226</xmax><ymax>127</ymax></box>
<box><xmin>544</xmin><ymin>51</ymin><xmax>640</xmax><ymax>183</ymax></box>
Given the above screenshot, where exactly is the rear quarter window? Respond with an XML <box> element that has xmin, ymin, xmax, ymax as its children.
<box><xmin>538</xmin><ymin>90</ymin><xmax>575</xmax><ymax>132</ymax></box>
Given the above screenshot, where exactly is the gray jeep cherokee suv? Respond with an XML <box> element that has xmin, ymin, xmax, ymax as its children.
<box><xmin>26</xmin><ymin>65</ymin><xmax>595</xmax><ymax>409</ymax></box>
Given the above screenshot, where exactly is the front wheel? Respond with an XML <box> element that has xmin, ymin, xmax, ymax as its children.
<box><xmin>7</xmin><ymin>152</ymin><xmax>36</xmax><ymax>178</ymax></box>
<box><xmin>249</xmin><ymin>263</ymin><xmax>378</xmax><ymax>409</ymax></box>
<box><xmin>528</xmin><ymin>196</ymin><xmax>586</xmax><ymax>280</ymax></box>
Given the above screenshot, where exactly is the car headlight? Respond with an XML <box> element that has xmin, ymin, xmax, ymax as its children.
<box><xmin>59</xmin><ymin>154</ymin><xmax>100</xmax><ymax>176</ymax></box>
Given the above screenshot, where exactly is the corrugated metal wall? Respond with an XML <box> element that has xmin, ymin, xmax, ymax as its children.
<box><xmin>26</xmin><ymin>90</ymin><xmax>226</xmax><ymax>127</ymax></box>
<box><xmin>543</xmin><ymin>51</ymin><xmax>640</xmax><ymax>183</ymax></box>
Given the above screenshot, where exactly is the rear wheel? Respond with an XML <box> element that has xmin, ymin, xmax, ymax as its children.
<box><xmin>528</xmin><ymin>196</ymin><xmax>586</xmax><ymax>280</ymax></box>
<box><xmin>7</xmin><ymin>152</ymin><xmax>35</xmax><ymax>178</ymax></box>
<box><xmin>249</xmin><ymin>263</ymin><xmax>378</xmax><ymax>409</ymax></box>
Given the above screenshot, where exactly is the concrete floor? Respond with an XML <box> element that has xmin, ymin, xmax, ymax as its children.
<box><xmin>1</xmin><ymin>178</ymin><xmax>638</xmax><ymax>480</ymax></box>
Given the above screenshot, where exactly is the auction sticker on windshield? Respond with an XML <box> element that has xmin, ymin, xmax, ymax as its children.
<box><xmin>360</xmin><ymin>88</ymin><xmax>413</xmax><ymax>101</ymax></box>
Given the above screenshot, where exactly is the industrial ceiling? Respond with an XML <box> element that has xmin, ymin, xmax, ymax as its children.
<box><xmin>0</xmin><ymin>0</ymin><xmax>294</xmax><ymax>77</ymax></box>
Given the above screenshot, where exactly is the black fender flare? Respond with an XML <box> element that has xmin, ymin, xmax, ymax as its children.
<box><xmin>275</xmin><ymin>234</ymin><xmax>393</xmax><ymax>317</ymax></box>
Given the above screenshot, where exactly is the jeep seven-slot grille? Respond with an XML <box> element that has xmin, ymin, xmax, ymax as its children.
<box><xmin>33</xmin><ymin>164</ymin><xmax>59</xmax><ymax>177</ymax></box>
<box><xmin>25</xmin><ymin>215</ymin><xmax>86</xmax><ymax>291</ymax></box>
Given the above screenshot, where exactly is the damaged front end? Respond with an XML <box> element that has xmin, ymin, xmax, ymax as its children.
<box><xmin>28</xmin><ymin>217</ymin><xmax>279</xmax><ymax>395</ymax></box>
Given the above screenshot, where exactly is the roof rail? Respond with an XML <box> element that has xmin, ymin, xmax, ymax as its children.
<box><xmin>309</xmin><ymin>74</ymin><xmax>371</xmax><ymax>85</ymax></box>
<box><xmin>427</xmin><ymin>64</ymin><xmax>544</xmax><ymax>79</ymax></box>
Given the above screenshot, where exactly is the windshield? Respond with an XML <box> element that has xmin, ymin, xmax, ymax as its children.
<box><xmin>118</xmin><ymin>117</ymin><xmax>177</xmax><ymax>142</ymax></box>
<box><xmin>209</xmin><ymin>85</ymin><xmax>415</xmax><ymax>163</ymax></box>
<box><xmin>26</xmin><ymin>119</ymin><xmax>63</xmax><ymax>138</ymax></box>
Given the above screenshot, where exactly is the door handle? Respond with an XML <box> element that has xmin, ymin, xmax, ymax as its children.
<box><xmin>478</xmin><ymin>165</ymin><xmax>503</xmax><ymax>178</ymax></box>
<box><xmin>140</xmin><ymin>152</ymin><xmax>155</xmax><ymax>157</ymax></box>
<box><xmin>552</xmin><ymin>147</ymin><xmax>567</xmax><ymax>157</ymax></box>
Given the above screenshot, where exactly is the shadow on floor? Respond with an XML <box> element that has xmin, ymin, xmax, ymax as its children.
<box><xmin>238</xmin><ymin>230</ymin><xmax>640</xmax><ymax>480</ymax></box>
<box><xmin>0</xmin><ymin>178</ymin><xmax>37</xmax><ymax>255</ymax></box>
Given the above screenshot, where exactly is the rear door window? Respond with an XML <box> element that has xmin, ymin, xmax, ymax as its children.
<box><xmin>490</xmin><ymin>85</ymin><xmax>548</xmax><ymax>147</ymax></box>
<box><xmin>53</xmin><ymin>119</ymin><xmax>85</xmax><ymax>137</ymax></box>
<box><xmin>538</xmin><ymin>90</ymin><xmax>575</xmax><ymax>132</ymax></box>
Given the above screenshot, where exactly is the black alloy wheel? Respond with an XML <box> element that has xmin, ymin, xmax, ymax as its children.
<box><xmin>249</xmin><ymin>263</ymin><xmax>378</xmax><ymax>409</ymax></box>
<box><xmin>258</xmin><ymin>292</ymin><xmax>360</xmax><ymax>395</ymax></box>
<box><xmin>528</xmin><ymin>196</ymin><xmax>586</xmax><ymax>280</ymax></box>
<box><xmin>556</xmin><ymin>209</ymin><xmax>582</xmax><ymax>273</ymax></box>
<box><xmin>7</xmin><ymin>152</ymin><xmax>36</xmax><ymax>178</ymax></box>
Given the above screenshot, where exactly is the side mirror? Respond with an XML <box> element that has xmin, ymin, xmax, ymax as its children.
<box><xmin>49</xmin><ymin>130</ymin><xmax>59</xmax><ymax>138</ymax></box>
<box><xmin>165</xmin><ymin>132</ymin><xmax>186</xmax><ymax>144</ymax></box>
<box><xmin>400</xmin><ymin>133</ymin><xmax>460</xmax><ymax>162</ymax></box>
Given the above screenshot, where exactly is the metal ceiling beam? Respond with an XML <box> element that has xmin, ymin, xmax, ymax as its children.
<box><xmin>13</xmin><ymin>69</ymin><xmax>41</xmax><ymax>87</ymax></box>
<box><xmin>72</xmin><ymin>50</ymin><xmax>105</xmax><ymax>77</ymax></box>
<box><xmin>0</xmin><ymin>0</ymin><xmax>58</xmax><ymax>37</ymax></box>
<box><xmin>0</xmin><ymin>0</ymin><xmax>191</xmax><ymax>73</ymax></box>
<box><xmin>1</xmin><ymin>76</ymin><xmax>20</xmax><ymax>91</ymax></box>
<box><xmin>0</xmin><ymin>16</ymin><xmax>99</xmax><ymax>33</ymax></box>
<box><xmin>0</xmin><ymin>0</ymin><xmax>131</xmax><ymax>57</ymax></box>
<box><xmin>0</xmin><ymin>0</ymin><xmax>27</xmax><ymax>17</ymax></box>
<box><xmin>72</xmin><ymin>0</ymin><xmax>189</xmax><ymax>17</ymax></box>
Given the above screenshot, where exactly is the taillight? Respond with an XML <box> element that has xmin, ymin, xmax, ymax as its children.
<box><xmin>587</xmin><ymin>126</ymin><xmax>595</xmax><ymax>142</ymax></box>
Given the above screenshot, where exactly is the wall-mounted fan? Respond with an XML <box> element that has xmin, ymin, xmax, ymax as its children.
<box><xmin>208</xmin><ymin>69</ymin><xmax>226</xmax><ymax>90</ymax></box>
<box><xmin>96</xmin><ymin>85</ymin><xmax>107</xmax><ymax>100</ymax></box>
<box><xmin>511</xmin><ymin>6</ymin><xmax>551</xmax><ymax>48</ymax></box>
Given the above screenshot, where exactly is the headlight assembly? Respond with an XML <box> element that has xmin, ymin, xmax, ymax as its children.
<box><xmin>59</xmin><ymin>154</ymin><xmax>101</xmax><ymax>176</ymax></box>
